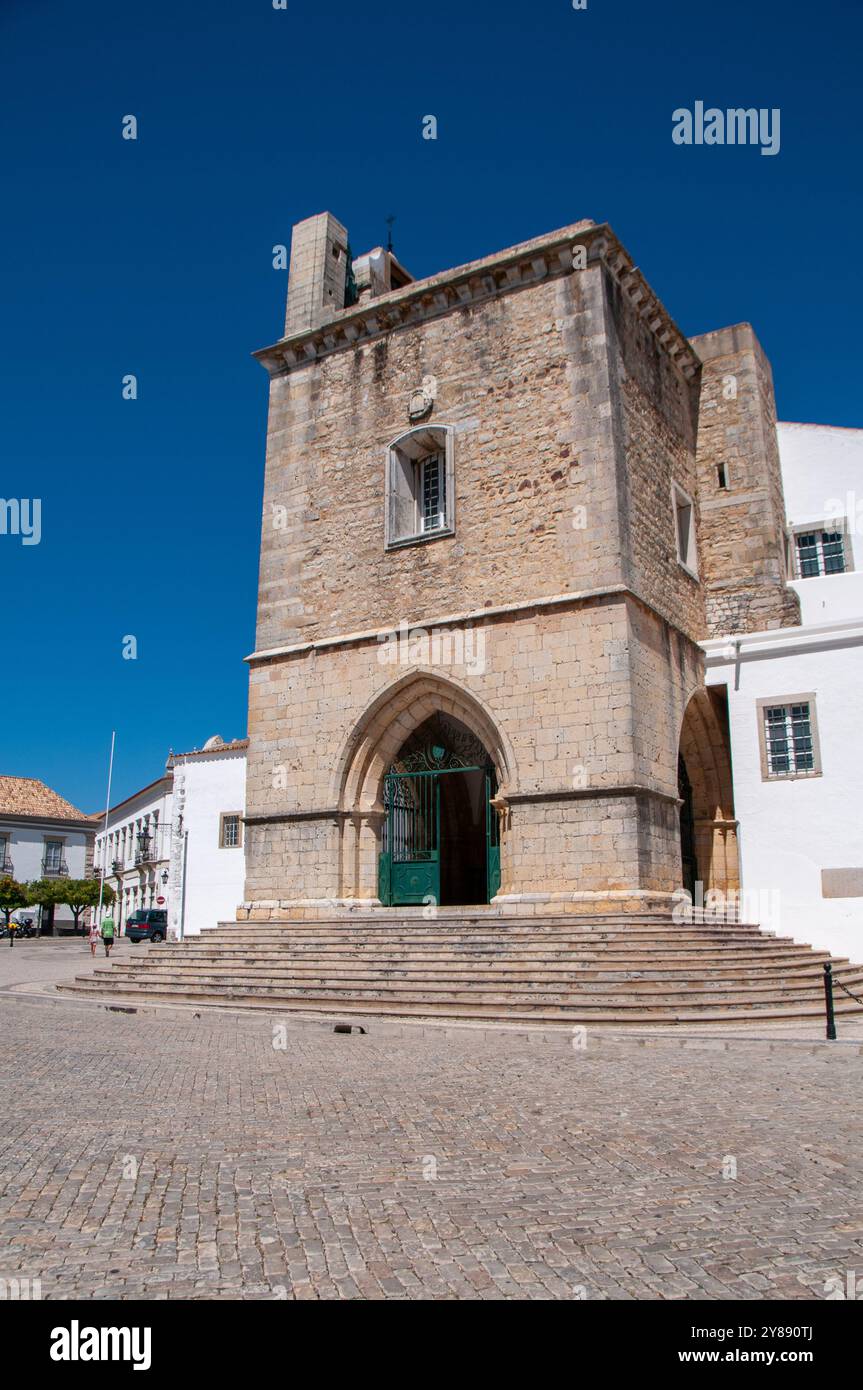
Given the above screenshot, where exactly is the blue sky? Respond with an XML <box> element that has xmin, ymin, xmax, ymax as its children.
<box><xmin>2</xmin><ymin>0</ymin><xmax>860</xmax><ymax>811</ymax></box>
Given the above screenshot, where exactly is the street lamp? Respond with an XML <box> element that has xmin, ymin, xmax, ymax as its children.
<box><xmin>136</xmin><ymin>826</ymin><xmax>152</xmax><ymax>862</ymax></box>
<box><xmin>161</xmin><ymin>870</ymin><xmax>169</xmax><ymax>885</ymax></box>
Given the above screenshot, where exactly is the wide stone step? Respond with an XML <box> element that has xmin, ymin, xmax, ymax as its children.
<box><xmin>179</xmin><ymin>938</ymin><xmax>791</xmax><ymax>958</ymax></box>
<box><xmin>132</xmin><ymin>953</ymin><xmax>840</xmax><ymax>976</ymax></box>
<box><xmin>57</xmin><ymin>976</ymin><xmax>863</xmax><ymax>1024</ymax></box>
<box><xmin>226</xmin><ymin>913</ymin><xmax>751</xmax><ymax>927</ymax></box>
<box><xmin>207</xmin><ymin>924</ymin><xmax>771</xmax><ymax>942</ymax></box>
<box><xmin>214</xmin><ymin>914</ymin><xmax>767</xmax><ymax>930</ymax></box>
<box><xmin>99</xmin><ymin>958</ymin><xmax>861</xmax><ymax>986</ymax></box>
<box><xmin>140</xmin><ymin>945</ymin><xmax>831</xmax><ymax>969</ymax></box>
<box><xmin>167</xmin><ymin>930</ymin><xmax>809</xmax><ymax>950</ymax></box>
<box><xmin>111</xmin><ymin>947</ymin><xmax>857</xmax><ymax>971</ymax></box>
<box><xmin>74</xmin><ymin>967</ymin><xmax>856</xmax><ymax>1007</ymax></box>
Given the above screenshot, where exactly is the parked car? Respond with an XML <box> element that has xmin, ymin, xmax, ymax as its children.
<box><xmin>124</xmin><ymin>909</ymin><xmax>168</xmax><ymax>943</ymax></box>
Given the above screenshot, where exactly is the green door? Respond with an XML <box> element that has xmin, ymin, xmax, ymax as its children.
<box><xmin>486</xmin><ymin>770</ymin><xmax>501</xmax><ymax>901</ymax></box>
<box><xmin>376</xmin><ymin>715</ymin><xmax>501</xmax><ymax>907</ymax></box>
<box><xmin>380</xmin><ymin>772</ymin><xmax>441</xmax><ymax>907</ymax></box>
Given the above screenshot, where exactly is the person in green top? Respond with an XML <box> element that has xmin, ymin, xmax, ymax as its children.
<box><xmin>100</xmin><ymin>916</ymin><xmax>116</xmax><ymax>958</ymax></box>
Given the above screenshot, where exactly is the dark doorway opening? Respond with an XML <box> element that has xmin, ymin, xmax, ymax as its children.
<box><xmin>678</xmin><ymin>753</ymin><xmax>697</xmax><ymax>900</ymax></box>
<box><xmin>439</xmin><ymin>768</ymin><xmax>488</xmax><ymax>906</ymax></box>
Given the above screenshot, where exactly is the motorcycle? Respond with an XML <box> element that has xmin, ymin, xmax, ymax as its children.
<box><xmin>2</xmin><ymin>919</ymin><xmax>38</xmax><ymax>940</ymax></box>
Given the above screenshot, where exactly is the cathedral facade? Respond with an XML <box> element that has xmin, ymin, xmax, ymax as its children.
<box><xmin>240</xmin><ymin>213</ymin><xmax>800</xmax><ymax>920</ymax></box>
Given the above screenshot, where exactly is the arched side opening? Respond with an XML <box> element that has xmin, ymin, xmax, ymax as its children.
<box><xmin>677</xmin><ymin>687</ymin><xmax>739</xmax><ymax>898</ymax></box>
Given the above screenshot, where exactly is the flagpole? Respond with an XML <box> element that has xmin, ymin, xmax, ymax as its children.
<box><xmin>96</xmin><ymin>731</ymin><xmax>116</xmax><ymax>924</ymax></box>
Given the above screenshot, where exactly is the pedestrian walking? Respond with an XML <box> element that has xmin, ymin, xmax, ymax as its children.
<box><xmin>7</xmin><ymin>919</ymin><xmax>15</xmax><ymax>948</ymax></box>
<box><xmin>100</xmin><ymin>915</ymin><xmax>116</xmax><ymax>958</ymax></box>
<box><xmin>89</xmin><ymin>920</ymin><xmax>101</xmax><ymax>957</ymax></box>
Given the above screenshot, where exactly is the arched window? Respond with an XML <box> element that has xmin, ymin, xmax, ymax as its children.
<box><xmin>386</xmin><ymin>426</ymin><xmax>454</xmax><ymax>548</ymax></box>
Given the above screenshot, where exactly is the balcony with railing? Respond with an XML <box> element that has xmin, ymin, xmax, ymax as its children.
<box><xmin>0</xmin><ymin>855</ymin><xmax>15</xmax><ymax>878</ymax></box>
<box><xmin>133</xmin><ymin>828</ymin><xmax>164</xmax><ymax>867</ymax></box>
<box><xmin>41</xmin><ymin>858</ymin><xmax>70</xmax><ymax>878</ymax></box>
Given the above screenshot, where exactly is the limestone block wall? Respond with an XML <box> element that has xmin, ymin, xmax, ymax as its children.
<box><xmin>256</xmin><ymin>254</ymin><xmax>705</xmax><ymax>658</ymax></box>
<box><xmin>691</xmin><ymin>323</ymin><xmax>801</xmax><ymax>636</ymax></box>
<box><xmin>627</xmin><ymin>600</ymin><xmax>703</xmax><ymax>793</ymax></box>
<box><xmin>603</xmin><ymin>271</ymin><xmax>705</xmax><ymax>643</ymax></box>
<box><xmin>257</xmin><ymin>263</ymin><xmax>626</xmax><ymax>654</ymax></box>
<box><xmin>243</xmin><ymin>592</ymin><xmax>703</xmax><ymax>913</ymax></box>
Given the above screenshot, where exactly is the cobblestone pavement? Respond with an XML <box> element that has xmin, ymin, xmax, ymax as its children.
<box><xmin>0</xmin><ymin>996</ymin><xmax>861</xmax><ymax>1301</ymax></box>
<box><xmin>0</xmin><ymin>937</ymin><xmax>134</xmax><ymax>990</ymax></box>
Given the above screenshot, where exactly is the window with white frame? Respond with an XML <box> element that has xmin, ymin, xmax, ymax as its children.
<box><xmin>758</xmin><ymin>695</ymin><xmax>822</xmax><ymax>779</ymax></box>
<box><xmin>386</xmin><ymin>427</ymin><xmax>454</xmax><ymax>547</ymax></box>
<box><xmin>793</xmin><ymin>525</ymin><xmax>848</xmax><ymax>578</ymax></box>
<box><xmin>43</xmin><ymin>839</ymin><xmax>64</xmax><ymax>873</ymax></box>
<box><xmin>0</xmin><ymin>834</ymin><xmax>10</xmax><ymax>872</ymax></box>
<box><xmin>672</xmin><ymin>481</ymin><xmax>698</xmax><ymax>576</ymax></box>
<box><xmin>219</xmin><ymin>813</ymin><xmax>242</xmax><ymax>849</ymax></box>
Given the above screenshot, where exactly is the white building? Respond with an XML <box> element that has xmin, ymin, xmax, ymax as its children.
<box><xmin>94</xmin><ymin>775</ymin><xmax>173</xmax><ymax>931</ymax></box>
<box><xmin>167</xmin><ymin>738</ymin><xmax>247</xmax><ymax>939</ymax></box>
<box><xmin>94</xmin><ymin>736</ymin><xmax>247</xmax><ymax>938</ymax></box>
<box><xmin>705</xmin><ymin>423</ymin><xmax>863</xmax><ymax>960</ymax></box>
<box><xmin>0</xmin><ymin>776</ymin><xmax>97</xmax><ymax>933</ymax></box>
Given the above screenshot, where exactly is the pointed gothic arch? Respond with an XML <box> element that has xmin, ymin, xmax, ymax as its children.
<box><xmin>332</xmin><ymin>670</ymin><xmax>516</xmax><ymax>904</ymax></box>
<box><xmin>334</xmin><ymin>669</ymin><xmax>516</xmax><ymax>813</ymax></box>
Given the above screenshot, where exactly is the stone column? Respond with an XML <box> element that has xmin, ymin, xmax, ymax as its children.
<box><xmin>694</xmin><ymin>815</ymin><xmax>740</xmax><ymax>897</ymax></box>
<box><xmin>348</xmin><ymin>808</ymin><xmax>386</xmax><ymax>901</ymax></box>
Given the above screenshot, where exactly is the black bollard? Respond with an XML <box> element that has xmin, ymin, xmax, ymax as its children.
<box><xmin>823</xmin><ymin>962</ymin><xmax>837</xmax><ymax>1041</ymax></box>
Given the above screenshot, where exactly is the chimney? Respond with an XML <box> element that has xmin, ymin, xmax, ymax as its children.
<box><xmin>283</xmin><ymin>211</ymin><xmax>350</xmax><ymax>337</ymax></box>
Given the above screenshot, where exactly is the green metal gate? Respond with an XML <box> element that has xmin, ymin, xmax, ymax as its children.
<box><xmin>378</xmin><ymin>765</ymin><xmax>501</xmax><ymax>908</ymax></box>
<box><xmin>377</xmin><ymin>718</ymin><xmax>501</xmax><ymax>908</ymax></box>
<box><xmin>381</xmin><ymin>771</ymin><xmax>441</xmax><ymax>906</ymax></box>
<box><xmin>486</xmin><ymin>769</ymin><xmax>501</xmax><ymax>900</ymax></box>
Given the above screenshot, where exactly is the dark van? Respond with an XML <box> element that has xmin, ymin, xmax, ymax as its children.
<box><xmin>124</xmin><ymin>909</ymin><xmax>168</xmax><ymax>943</ymax></box>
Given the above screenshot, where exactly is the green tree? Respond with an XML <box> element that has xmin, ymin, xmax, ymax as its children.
<box><xmin>0</xmin><ymin>876</ymin><xmax>28</xmax><ymax>927</ymax></box>
<box><xmin>26</xmin><ymin>878</ymin><xmax>65</xmax><ymax>936</ymax></box>
<box><xmin>61</xmin><ymin>879</ymin><xmax>114</xmax><ymax>935</ymax></box>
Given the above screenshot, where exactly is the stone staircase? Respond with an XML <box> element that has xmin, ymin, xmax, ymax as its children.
<box><xmin>57</xmin><ymin>913</ymin><xmax>863</xmax><ymax>1026</ymax></box>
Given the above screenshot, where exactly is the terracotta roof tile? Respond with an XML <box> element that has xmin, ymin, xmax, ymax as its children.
<box><xmin>0</xmin><ymin>776</ymin><xmax>89</xmax><ymax>821</ymax></box>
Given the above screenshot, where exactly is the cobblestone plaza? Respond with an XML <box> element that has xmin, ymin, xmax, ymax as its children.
<box><xmin>1</xmin><ymin>989</ymin><xmax>861</xmax><ymax>1301</ymax></box>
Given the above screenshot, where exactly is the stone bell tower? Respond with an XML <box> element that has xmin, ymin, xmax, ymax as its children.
<box><xmin>242</xmin><ymin>212</ymin><xmax>764</xmax><ymax>920</ymax></box>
